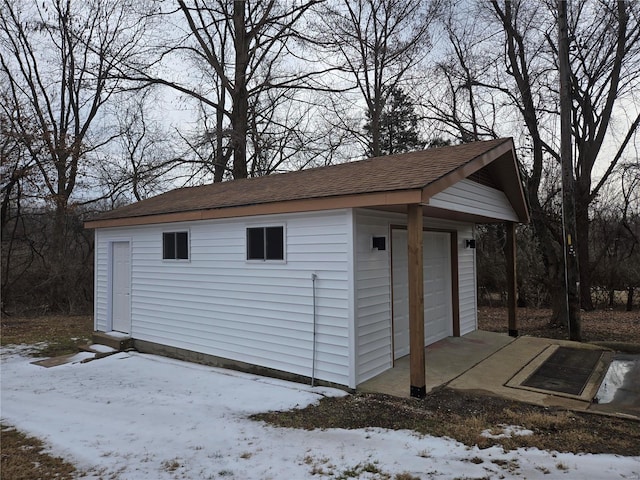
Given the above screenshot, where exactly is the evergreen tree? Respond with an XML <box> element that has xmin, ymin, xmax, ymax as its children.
<box><xmin>364</xmin><ymin>87</ymin><xmax>423</xmax><ymax>157</ymax></box>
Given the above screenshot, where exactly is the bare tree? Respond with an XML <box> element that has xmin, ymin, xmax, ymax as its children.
<box><xmin>424</xmin><ymin>1</ymin><xmax>639</xmax><ymax>326</ymax></box>
<box><xmin>316</xmin><ymin>0</ymin><xmax>440</xmax><ymax>158</ymax></box>
<box><xmin>591</xmin><ymin>160</ymin><xmax>640</xmax><ymax>311</ymax></box>
<box><xmin>1</xmin><ymin>90</ymin><xmax>36</xmax><ymax>232</ymax></box>
<box><xmin>562</xmin><ymin>1</ymin><xmax>640</xmax><ymax>310</ymax></box>
<box><xmin>1</xmin><ymin>90</ymin><xmax>37</xmax><ymax>312</ymax></box>
<box><xmin>420</xmin><ymin>4</ymin><xmax>505</xmax><ymax>143</ymax></box>
<box><xmin>488</xmin><ymin>0</ymin><xmax>640</xmax><ymax>316</ymax></box>
<box><xmin>0</xmin><ymin>0</ymin><xmax>151</xmax><ymax>311</ymax></box>
<box><xmin>618</xmin><ymin>161</ymin><xmax>640</xmax><ymax>311</ymax></box>
<box><xmin>93</xmin><ymin>91</ymin><xmax>184</xmax><ymax>206</ymax></box>
<box><xmin>428</xmin><ymin>1</ymin><xmax>637</xmax><ymax>321</ymax></box>
<box><xmin>247</xmin><ymin>89</ymin><xmax>344</xmax><ymax>175</ymax></box>
<box><xmin>122</xmin><ymin>0</ymin><xmax>329</xmax><ymax>181</ymax></box>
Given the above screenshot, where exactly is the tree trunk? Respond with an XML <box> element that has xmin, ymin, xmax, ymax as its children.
<box><xmin>608</xmin><ymin>289</ymin><xmax>615</xmax><ymax>308</ymax></box>
<box><xmin>232</xmin><ymin>0</ymin><xmax>248</xmax><ymax>179</ymax></box>
<box><xmin>575</xmin><ymin>190</ymin><xmax>594</xmax><ymax>310</ymax></box>
<box><xmin>370</xmin><ymin>105</ymin><xmax>381</xmax><ymax>158</ymax></box>
<box><xmin>214</xmin><ymin>102</ymin><xmax>227</xmax><ymax>183</ymax></box>
<box><xmin>628</xmin><ymin>286</ymin><xmax>635</xmax><ymax>312</ymax></box>
<box><xmin>49</xmin><ymin>198</ymin><xmax>68</xmax><ymax>312</ymax></box>
<box><xmin>546</xmin><ymin>250</ymin><xmax>568</xmax><ymax>324</ymax></box>
<box><xmin>231</xmin><ymin>96</ymin><xmax>248</xmax><ymax>179</ymax></box>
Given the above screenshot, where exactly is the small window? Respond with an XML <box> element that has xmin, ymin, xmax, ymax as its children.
<box><xmin>163</xmin><ymin>231</ymin><xmax>189</xmax><ymax>260</ymax></box>
<box><xmin>247</xmin><ymin>226</ymin><xmax>284</xmax><ymax>261</ymax></box>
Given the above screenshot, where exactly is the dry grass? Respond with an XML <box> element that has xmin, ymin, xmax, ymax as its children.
<box><xmin>0</xmin><ymin>315</ymin><xmax>93</xmax><ymax>356</ymax></box>
<box><xmin>253</xmin><ymin>389</ymin><xmax>640</xmax><ymax>456</ymax></box>
<box><xmin>0</xmin><ymin>424</ymin><xmax>76</xmax><ymax>480</ymax></box>
<box><xmin>478</xmin><ymin>307</ymin><xmax>640</xmax><ymax>346</ymax></box>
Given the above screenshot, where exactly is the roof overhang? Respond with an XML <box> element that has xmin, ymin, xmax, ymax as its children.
<box><xmin>85</xmin><ymin>139</ymin><xmax>530</xmax><ymax>229</ymax></box>
<box><xmin>84</xmin><ymin>189</ymin><xmax>424</xmax><ymax>229</ymax></box>
<box><xmin>421</xmin><ymin>140</ymin><xmax>529</xmax><ymax>223</ymax></box>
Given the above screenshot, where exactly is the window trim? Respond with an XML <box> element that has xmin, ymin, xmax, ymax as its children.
<box><xmin>162</xmin><ymin>230</ymin><xmax>190</xmax><ymax>261</ymax></box>
<box><xmin>245</xmin><ymin>224</ymin><xmax>286</xmax><ymax>263</ymax></box>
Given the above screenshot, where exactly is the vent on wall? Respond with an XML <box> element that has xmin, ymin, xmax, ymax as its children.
<box><xmin>372</xmin><ymin>236</ymin><xmax>387</xmax><ymax>251</ymax></box>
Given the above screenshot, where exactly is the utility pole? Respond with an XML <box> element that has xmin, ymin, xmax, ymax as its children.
<box><xmin>558</xmin><ymin>0</ymin><xmax>582</xmax><ymax>341</ymax></box>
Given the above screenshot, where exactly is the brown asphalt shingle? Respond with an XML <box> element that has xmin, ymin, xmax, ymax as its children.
<box><xmin>96</xmin><ymin>138</ymin><xmax>511</xmax><ymax>221</ymax></box>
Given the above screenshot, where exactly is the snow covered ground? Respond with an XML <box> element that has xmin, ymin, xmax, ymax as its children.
<box><xmin>2</xmin><ymin>346</ymin><xmax>639</xmax><ymax>479</ymax></box>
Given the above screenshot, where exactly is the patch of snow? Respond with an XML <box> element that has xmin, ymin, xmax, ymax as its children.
<box><xmin>0</xmin><ymin>343</ymin><xmax>44</xmax><ymax>358</ymax></box>
<box><xmin>481</xmin><ymin>424</ymin><xmax>535</xmax><ymax>439</ymax></box>
<box><xmin>1</xmin><ymin>345</ymin><xmax>639</xmax><ymax>479</ymax></box>
<box><xmin>64</xmin><ymin>352</ymin><xmax>96</xmax><ymax>363</ymax></box>
<box><xmin>103</xmin><ymin>331</ymin><xmax>130</xmax><ymax>338</ymax></box>
<box><xmin>596</xmin><ymin>360</ymin><xmax>635</xmax><ymax>404</ymax></box>
<box><xmin>88</xmin><ymin>344</ymin><xmax>116</xmax><ymax>354</ymax></box>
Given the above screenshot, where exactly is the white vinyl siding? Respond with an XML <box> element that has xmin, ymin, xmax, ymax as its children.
<box><xmin>457</xmin><ymin>224</ymin><xmax>477</xmax><ymax>335</ymax></box>
<box><xmin>353</xmin><ymin>209</ymin><xmax>477</xmax><ymax>385</ymax></box>
<box><xmin>353</xmin><ymin>210</ymin><xmax>392</xmax><ymax>384</ymax></box>
<box><xmin>429</xmin><ymin>179</ymin><xmax>518</xmax><ymax>222</ymax></box>
<box><xmin>94</xmin><ymin>206</ymin><xmax>479</xmax><ymax>388</ymax></box>
<box><xmin>94</xmin><ymin>230</ymin><xmax>108</xmax><ymax>332</ymax></box>
<box><xmin>94</xmin><ymin>209</ymin><xmax>352</xmax><ymax>386</ymax></box>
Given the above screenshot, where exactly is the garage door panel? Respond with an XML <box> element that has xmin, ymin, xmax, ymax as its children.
<box><xmin>424</xmin><ymin>232</ymin><xmax>452</xmax><ymax>345</ymax></box>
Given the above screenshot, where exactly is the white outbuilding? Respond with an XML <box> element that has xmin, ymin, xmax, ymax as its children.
<box><xmin>85</xmin><ymin>138</ymin><xmax>529</xmax><ymax>397</ymax></box>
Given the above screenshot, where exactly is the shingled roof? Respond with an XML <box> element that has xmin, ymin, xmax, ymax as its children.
<box><xmin>86</xmin><ymin>138</ymin><xmax>529</xmax><ymax>228</ymax></box>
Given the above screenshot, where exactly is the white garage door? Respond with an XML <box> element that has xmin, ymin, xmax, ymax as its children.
<box><xmin>391</xmin><ymin>229</ymin><xmax>453</xmax><ymax>359</ymax></box>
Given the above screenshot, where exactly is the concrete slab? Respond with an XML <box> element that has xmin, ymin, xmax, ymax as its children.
<box><xmin>449</xmin><ymin>336</ymin><xmax>609</xmax><ymax>412</ymax></box>
<box><xmin>357</xmin><ymin>332</ymin><xmax>635</xmax><ymax>418</ymax></box>
<box><xmin>358</xmin><ymin>330</ymin><xmax>515</xmax><ymax>398</ymax></box>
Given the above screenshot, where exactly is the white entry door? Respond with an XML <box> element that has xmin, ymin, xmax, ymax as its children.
<box><xmin>391</xmin><ymin>229</ymin><xmax>453</xmax><ymax>359</ymax></box>
<box><xmin>111</xmin><ymin>241</ymin><xmax>131</xmax><ymax>333</ymax></box>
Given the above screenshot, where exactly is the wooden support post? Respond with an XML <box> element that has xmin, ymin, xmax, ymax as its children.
<box><xmin>506</xmin><ymin>222</ymin><xmax>518</xmax><ymax>337</ymax></box>
<box><xmin>407</xmin><ymin>204</ymin><xmax>426</xmax><ymax>398</ymax></box>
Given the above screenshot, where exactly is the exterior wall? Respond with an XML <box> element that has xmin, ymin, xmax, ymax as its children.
<box><xmin>353</xmin><ymin>209</ymin><xmax>477</xmax><ymax>385</ymax></box>
<box><xmin>429</xmin><ymin>179</ymin><xmax>519</xmax><ymax>222</ymax></box>
<box><xmin>425</xmin><ymin>219</ymin><xmax>477</xmax><ymax>337</ymax></box>
<box><xmin>353</xmin><ymin>210</ymin><xmax>393</xmax><ymax>384</ymax></box>
<box><xmin>94</xmin><ymin>209</ymin><xmax>352</xmax><ymax>386</ymax></box>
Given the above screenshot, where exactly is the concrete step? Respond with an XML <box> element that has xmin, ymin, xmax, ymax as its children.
<box><xmin>92</xmin><ymin>331</ymin><xmax>134</xmax><ymax>351</ymax></box>
<box><xmin>78</xmin><ymin>343</ymin><xmax>119</xmax><ymax>359</ymax></box>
